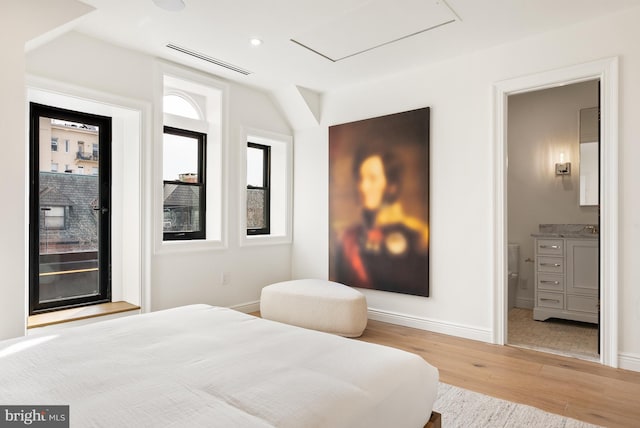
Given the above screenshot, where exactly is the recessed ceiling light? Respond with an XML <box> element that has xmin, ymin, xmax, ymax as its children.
<box><xmin>152</xmin><ymin>0</ymin><xmax>185</xmax><ymax>12</ymax></box>
<box><xmin>250</xmin><ymin>38</ymin><xmax>263</xmax><ymax>47</ymax></box>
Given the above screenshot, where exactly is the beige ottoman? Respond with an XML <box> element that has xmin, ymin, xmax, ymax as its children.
<box><xmin>260</xmin><ymin>279</ymin><xmax>368</xmax><ymax>337</ymax></box>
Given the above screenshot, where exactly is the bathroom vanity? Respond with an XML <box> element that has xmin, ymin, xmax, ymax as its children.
<box><xmin>532</xmin><ymin>225</ymin><xmax>599</xmax><ymax>324</ymax></box>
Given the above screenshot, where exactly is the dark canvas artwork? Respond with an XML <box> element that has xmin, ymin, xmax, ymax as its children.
<box><xmin>329</xmin><ymin>107</ymin><xmax>430</xmax><ymax>297</ymax></box>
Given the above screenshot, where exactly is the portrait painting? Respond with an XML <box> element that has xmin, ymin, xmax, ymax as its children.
<box><xmin>329</xmin><ymin>107</ymin><xmax>430</xmax><ymax>297</ymax></box>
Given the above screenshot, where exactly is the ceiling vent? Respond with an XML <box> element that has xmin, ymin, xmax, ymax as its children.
<box><xmin>166</xmin><ymin>44</ymin><xmax>252</xmax><ymax>75</ymax></box>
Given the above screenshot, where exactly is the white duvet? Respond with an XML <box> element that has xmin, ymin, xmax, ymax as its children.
<box><xmin>0</xmin><ymin>305</ymin><xmax>438</xmax><ymax>427</ymax></box>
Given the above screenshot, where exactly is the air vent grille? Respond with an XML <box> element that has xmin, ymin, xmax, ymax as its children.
<box><xmin>166</xmin><ymin>44</ymin><xmax>252</xmax><ymax>75</ymax></box>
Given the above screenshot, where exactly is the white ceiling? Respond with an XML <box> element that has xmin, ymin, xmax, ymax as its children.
<box><xmin>73</xmin><ymin>0</ymin><xmax>638</xmax><ymax>94</ymax></box>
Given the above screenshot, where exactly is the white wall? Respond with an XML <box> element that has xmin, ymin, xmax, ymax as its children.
<box><xmin>508</xmin><ymin>80</ymin><xmax>599</xmax><ymax>307</ymax></box>
<box><xmin>151</xmin><ymin>81</ymin><xmax>294</xmax><ymax>311</ymax></box>
<box><xmin>0</xmin><ymin>10</ymin><xmax>29</xmax><ymax>340</ymax></box>
<box><xmin>0</xmin><ymin>0</ymin><xmax>95</xmax><ymax>340</ymax></box>
<box><xmin>292</xmin><ymin>6</ymin><xmax>640</xmax><ymax>368</ymax></box>
<box><xmin>0</xmin><ymin>29</ymin><xmax>294</xmax><ymax>338</ymax></box>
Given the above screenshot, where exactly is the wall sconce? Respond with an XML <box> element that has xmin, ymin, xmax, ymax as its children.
<box><xmin>555</xmin><ymin>152</ymin><xmax>571</xmax><ymax>176</ymax></box>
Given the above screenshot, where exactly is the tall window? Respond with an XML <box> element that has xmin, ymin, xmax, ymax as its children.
<box><xmin>29</xmin><ymin>103</ymin><xmax>112</xmax><ymax>315</ymax></box>
<box><xmin>163</xmin><ymin>126</ymin><xmax>206</xmax><ymax>240</ymax></box>
<box><xmin>159</xmin><ymin>71</ymin><xmax>223</xmax><ymax>250</ymax></box>
<box><xmin>247</xmin><ymin>143</ymin><xmax>270</xmax><ymax>235</ymax></box>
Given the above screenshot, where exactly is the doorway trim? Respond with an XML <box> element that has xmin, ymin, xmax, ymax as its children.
<box><xmin>492</xmin><ymin>57</ymin><xmax>619</xmax><ymax>367</ymax></box>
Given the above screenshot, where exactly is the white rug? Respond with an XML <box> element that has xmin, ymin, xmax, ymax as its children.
<box><xmin>434</xmin><ymin>383</ymin><xmax>601</xmax><ymax>428</ymax></box>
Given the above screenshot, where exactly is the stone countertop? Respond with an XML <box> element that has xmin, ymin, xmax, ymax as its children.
<box><xmin>531</xmin><ymin>232</ymin><xmax>599</xmax><ymax>239</ymax></box>
<box><xmin>531</xmin><ymin>223</ymin><xmax>599</xmax><ymax>239</ymax></box>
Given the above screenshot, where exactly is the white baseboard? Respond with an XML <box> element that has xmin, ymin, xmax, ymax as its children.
<box><xmin>230</xmin><ymin>300</ymin><xmax>260</xmax><ymax>314</ymax></box>
<box><xmin>367</xmin><ymin>308</ymin><xmax>492</xmax><ymax>343</ymax></box>
<box><xmin>618</xmin><ymin>352</ymin><xmax>640</xmax><ymax>372</ymax></box>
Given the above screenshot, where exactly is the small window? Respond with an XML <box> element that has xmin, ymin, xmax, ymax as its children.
<box><xmin>42</xmin><ymin>206</ymin><xmax>66</xmax><ymax>230</ymax></box>
<box><xmin>51</xmin><ymin>163</ymin><xmax>58</xmax><ymax>172</ymax></box>
<box><xmin>163</xmin><ymin>126</ymin><xmax>206</xmax><ymax>241</ymax></box>
<box><xmin>51</xmin><ymin>137</ymin><xmax>58</xmax><ymax>152</ymax></box>
<box><xmin>65</xmin><ymin>139</ymin><xmax>70</xmax><ymax>153</ymax></box>
<box><xmin>247</xmin><ymin>143</ymin><xmax>270</xmax><ymax>235</ymax></box>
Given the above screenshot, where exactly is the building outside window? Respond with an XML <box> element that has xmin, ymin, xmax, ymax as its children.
<box><xmin>51</xmin><ymin>137</ymin><xmax>58</xmax><ymax>152</ymax></box>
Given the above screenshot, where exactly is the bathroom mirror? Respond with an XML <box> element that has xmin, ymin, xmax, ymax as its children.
<box><xmin>579</xmin><ymin>107</ymin><xmax>599</xmax><ymax>206</ymax></box>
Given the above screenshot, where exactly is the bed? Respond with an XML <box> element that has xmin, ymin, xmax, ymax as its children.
<box><xmin>0</xmin><ymin>304</ymin><xmax>439</xmax><ymax>427</ymax></box>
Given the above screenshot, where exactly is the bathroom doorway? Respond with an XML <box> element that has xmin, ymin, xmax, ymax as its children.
<box><xmin>505</xmin><ymin>80</ymin><xmax>600</xmax><ymax>361</ymax></box>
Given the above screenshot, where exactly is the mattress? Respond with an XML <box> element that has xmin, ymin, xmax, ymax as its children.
<box><xmin>0</xmin><ymin>304</ymin><xmax>438</xmax><ymax>427</ymax></box>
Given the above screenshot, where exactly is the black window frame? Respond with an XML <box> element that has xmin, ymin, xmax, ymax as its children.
<box><xmin>29</xmin><ymin>102</ymin><xmax>112</xmax><ymax>315</ymax></box>
<box><xmin>163</xmin><ymin>126</ymin><xmax>207</xmax><ymax>241</ymax></box>
<box><xmin>246</xmin><ymin>142</ymin><xmax>271</xmax><ymax>236</ymax></box>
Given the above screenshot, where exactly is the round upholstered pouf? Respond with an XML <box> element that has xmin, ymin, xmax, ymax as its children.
<box><xmin>260</xmin><ymin>279</ymin><xmax>368</xmax><ymax>337</ymax></box>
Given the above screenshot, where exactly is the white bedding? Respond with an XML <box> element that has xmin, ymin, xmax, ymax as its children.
<box><xmin>0</xmin><ymin>305</ymin><xmax>438</xmax><ymax>427</ymax></box>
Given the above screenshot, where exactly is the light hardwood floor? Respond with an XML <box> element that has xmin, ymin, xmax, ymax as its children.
<box><xmin>356</xmin><ymin>319</ymin><xmax>640</xmax><ymax>427</ymax></box>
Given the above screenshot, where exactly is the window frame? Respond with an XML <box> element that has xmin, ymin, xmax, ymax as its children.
<box><xmin>240</xmin><ymin>128</ymin><xmax>293</xmax><ymax>246</ymax></box>
<box><xmin>155</xmin><ymin>66</ymin><xmax>226</xmax><ymax>254</ymax></box>
<box><xmin>246</xmin><ymin>142</ymin><xmax>271</xmax><ymax>235</ymax></box>
<box><xmin>29</xmin><ymin>102</ymin><xmax>112</xmax><ymax>315</ymax></box>
<box><xmin>162</xmin><ymin>125</ymin><xmax>207</xmax><ymax>241</ymax></box>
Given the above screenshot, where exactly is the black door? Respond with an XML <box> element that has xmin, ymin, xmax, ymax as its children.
<box><xmin>29</xmin><ymin>103</ymin><xmax>112</xmax><ymax>314</ymax></box>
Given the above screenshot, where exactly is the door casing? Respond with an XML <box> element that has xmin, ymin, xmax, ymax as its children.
<box><xmin>492</xmin><ymin>57</ymin><xmax>619</xmax><ymax>367</ymax></box>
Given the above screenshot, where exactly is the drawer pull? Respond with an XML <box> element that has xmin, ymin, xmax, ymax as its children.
<box><xmin>540</xmin><ymin>298</ymin><xmax>560</xmax><ymax>303</ymax></box>
<box><xmin>540</xmin><ymin>245</ymin><xmax>560</xmax><ymax>249</ymax></box>
<box><xmin>540</xmin><ymin>280</ymin><xmax>560</xmax><ymax>285</ymax></box>
<box><xmin>540</xmin><ymin>263</ymin><xmax>561</xmax><ymax>267</ymax></box>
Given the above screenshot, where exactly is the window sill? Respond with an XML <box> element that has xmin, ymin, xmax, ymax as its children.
<box><xmin>241</xmin><ymin>234</ymin><xmax>291</xmax><ymax>247</ymax></box>
<box><xmin>27</xmin><ymin>301</ymin><xmax>140</xmax><ymax>329</ymax></box>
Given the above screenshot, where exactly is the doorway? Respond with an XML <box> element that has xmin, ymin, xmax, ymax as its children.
<box><xmin>493</xmin><ymin>57</ymin><xmax>619</xmax><ymax>367</ymax></box>
<box><xmin>29</xmin><ymin>103</ymin><xmax>112</xmax><ymax>314</ymax></box>
<box><xmin>505</xmin><ymin>80</ymin><xmax>599</xmax><ymax>360</ymax></box>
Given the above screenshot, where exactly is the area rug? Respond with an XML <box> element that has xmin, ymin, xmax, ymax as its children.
<box><xmin>434</xmin><ymin>383</ymin><xmax>601</xmax><ymax>427</ymax></box>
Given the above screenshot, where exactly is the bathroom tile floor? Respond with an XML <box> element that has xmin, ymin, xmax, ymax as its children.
<box><xmin>507</xmin><ymin>307</ymin><xmax>599</xmax><ymax>361</ymax></box>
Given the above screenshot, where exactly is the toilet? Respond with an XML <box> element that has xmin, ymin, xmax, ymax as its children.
<box><xmin>508</xmin><ymin>243</ymin><xmax>520</xmax><ymax>309</ymax></box>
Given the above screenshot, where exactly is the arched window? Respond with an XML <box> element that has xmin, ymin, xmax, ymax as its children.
<box><xmin>163</xmin><ymin>93</ymin><xmax>201</xmax><ymax>120</ymax></box>
<box><xmin>161</xmin><ymin>73</ymin><xmax>222</xmax><ymax>246</ymax></box>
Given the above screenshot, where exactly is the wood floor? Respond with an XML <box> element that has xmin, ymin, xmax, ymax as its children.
<box><xmin>356</xmin><ymin>319</ymin><xmax>640</xmax><ymax>427</ymax></box>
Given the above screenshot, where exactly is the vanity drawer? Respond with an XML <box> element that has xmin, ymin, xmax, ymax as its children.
<box><xmin>537</xmin><ymin>273</ymin><xmax>564</xmax><ymax>291</ymax></box>
<box><xmin>537</xmin><ymin>239</ymin><xmax>563</xmax><ymax>256</ymax></box>
<box><xmin>567</xmin><ymin>294</ymin><xmax>598</xmax><ymax>314</ymax></box>
<box><xmin>537</xmin><ymin>256</ymin><xmax>564</xmax><ymax>274</ymax></box>
<box><xmin>537</xmin><ymin>292</ymin><xmax>564</xmax><ymax>310</ymax></box>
